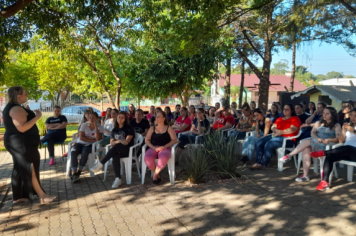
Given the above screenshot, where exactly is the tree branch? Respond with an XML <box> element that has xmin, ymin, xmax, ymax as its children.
<box><xmin>338</xmin><ymin>0</ymin><xmax>356</xmax><ymax>15</ymax></box>
<box><xmin>242</xmin><ymin>30</ymin><xmax>264</xmax><ymax>59</ymax></box>
<box><xmin>0</xmin><ymin>0</ymin><xmax>34</xmax><ymax>19</ymax></box>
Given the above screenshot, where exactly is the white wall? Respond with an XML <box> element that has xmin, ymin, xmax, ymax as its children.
<box><xmin>319</xmin><ymin>78</ymin><xmax>356</xmax><ymax>86</ymax></box>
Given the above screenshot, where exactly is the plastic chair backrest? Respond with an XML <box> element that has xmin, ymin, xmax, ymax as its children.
<box><xmin>134</xmin><ymin>133</ymin><xmax>143</xmax><ymax>144</ymax></box>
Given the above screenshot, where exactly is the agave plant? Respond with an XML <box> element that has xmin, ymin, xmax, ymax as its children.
<box><xmin>204</xmin><ymin>131</ymin><xmax>242</xmax><ymax>178</ymax></box>
<box><xmin>185</xmin><ymin>146</ymin><xmax>213</xmax><ymax>184</ymax></box>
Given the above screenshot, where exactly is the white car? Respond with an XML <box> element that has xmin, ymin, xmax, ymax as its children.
<box><xmin>61</xmin><ymin>106</ymin><xmax>101</xmax><ymax>123</ymax></box>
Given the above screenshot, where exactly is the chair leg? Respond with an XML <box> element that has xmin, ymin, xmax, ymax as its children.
<box><xmin>120</xmin><ymin>160</ymin><xmax>125</xmax><ymax>176</ymax></box>
<box><xmin>167</xmin><ymin>158</ymin><xmax>175</xmax><ymax>186</ymax></box>
<box><xmin>88</xmin><ymin>153</ymin><xmax>95</xmax><ymax>177</ymax></box>
<box><xmin>44</xmin><ymin>144</ymin><xmax>47</xmax><ymax>163</ymax></box>
<box><xmin>313</xmin><ymin>158</ymin><xmax>318</xmax><ymax>173</ymax></box>
<box><xmin>103</xmin><ymin>161</ymin><xmax>109</xmax><ymax>181</ymax></box>
<box><xmin>347</xmin><ymin>165</ymin><xmax>354</xmax><ymax>182</ymax></box>
<box><xmin>66</xmin><ymin>153</ymin><xmax>71</xmax><ymax>176</ymax></box>
<box><xmin>141</xmin><ymin>159</ymin><xmax>147</xmax><ymax>185</ymax></box>
<box><xmin>135</xmin><ymin>158</ymin><xmax>141</xmax><ymax>178</ymax></box>
<box><xmin>297</xmin><ymin>153</ymin><xmax>302</xmax><ymax>175</ymax></box>
<box><xmin>277</xmin><ymin>149</ymin><xmax>284</xmax><ymax>172</ymax></box>
<box><xmin>125</xmin><ymin>159</ymin><xmax>132</xmax><ymax>185</ymax></box>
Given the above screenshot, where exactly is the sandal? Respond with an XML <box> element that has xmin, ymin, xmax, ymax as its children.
<box><xmin>40</xmin><ymin>195</ymin><xmax>58</xmax><ymax>205</ymax></box>
<box><xmin>13</xmin><ymin>198</ymin><xmax>29</xmax><ymax>204</ymax></box>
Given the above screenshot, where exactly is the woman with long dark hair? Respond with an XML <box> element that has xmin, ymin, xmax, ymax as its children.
<box><xmin>267</xmin><ymin>104</ymin><xmax>281</xmax><ymax>124</ymax></box>
<box><xmin>251</xmin><ymin>104</ymin><xmax>301</xmax><ymax>169</ymax></box>
<box><xmin>241</xmin><ymin>108</ymin><xmax>272</xmax><ymax>162</ymax></box>
<box><xmin>3</xmin><ymin>86</ymin><xmax>57</xmax><ymax>204</ymax></box>
<box><xmin>310</xmin><ymin>108</ymin><xmax>356</xmax><ymax>191</ymax></box>
<box><xmin>128</xmin><ymin>104</ymin><xmax>136</xmax><ymax>120</ymax></box>
<box><xmin>308</xmin><ymin>102</ymin><xmax>316</xmax><ymax>115</ymax></box>
<box><xmin>338</xmin><ymin>101</ymin><xmax>354</xmax><ymax>124</ymax></box>
<box><xmin>280</xmin><ymin>107</ymin><xmax>341</xmax><ymax>182</ymax></box>
<box><xmin>144</xmin><ymin>110</ymin><xmax>177</xmax><ymax>184</ymax></box>
<box><xmin>172</xmin><ymin>107</ymin><xmax>191</xmax><ymax>134</ymax></box>
<box><xmin>164</xmin><ymin>106</ymin><xmax>174</xmax><ymax>125</ymax></box>
<box><xmin>91</xmin><ymin>111</ymin><xmax>135</xmax><ymax>188</ymax></box>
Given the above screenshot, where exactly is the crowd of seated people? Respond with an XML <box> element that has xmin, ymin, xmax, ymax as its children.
<box><xmin>43</xmin><ymin>99</ymin><xmax>356</xmax><ymax>192</ymax></box>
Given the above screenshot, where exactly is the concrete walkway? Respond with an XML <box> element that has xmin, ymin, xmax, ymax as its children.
<box><xmin>1</xmin><ymin>146</ymin><xmax>356</xmax><ymax>236</ymax></box>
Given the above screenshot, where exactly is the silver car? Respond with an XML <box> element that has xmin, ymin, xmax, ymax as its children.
<box><xmin>61</xmin><ymin>106</ymin><xmax>101</xmax><ymax>123</ymax></box>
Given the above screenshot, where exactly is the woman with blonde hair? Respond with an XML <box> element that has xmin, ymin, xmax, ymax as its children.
<box><xmin>3</xmin><ymin>86</ymin><xmax>57</xmax><ymax>204</ymax></box>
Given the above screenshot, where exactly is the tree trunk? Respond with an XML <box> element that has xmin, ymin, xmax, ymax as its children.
<box><xmin>223</xmin><ymin>58</ymin><xmax>231</xmax><ymax>107</ymax></box>
<box><xmin>101</xmin><ymin>94</ymin><xmax>103</xmax><ymax>111</ymax></box>
<box><xmin>239</xmin><ymin>59</ymin><xmax>245</xmax><ymax>109</ymax></box>
<box><xmin>115</xmin><ymin>83</ymin><xmax>121</xmax><ymax>110</ymax></box>
<box><xmin>290</xmin><ymin>40</ymin><xmax>296</xmax><ymax>92</ymax></box>
<box><xmin>0</xmin><ymin>0</ymin><xmax>34</xmax><ymax>19</ymax></box>
<box><xmin>259</xmin><ymin>42</ymin><xmax>272</xmax><ymax>113</ymax></box>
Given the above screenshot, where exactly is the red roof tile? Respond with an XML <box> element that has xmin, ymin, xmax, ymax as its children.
<box><xmin>218</xmin><ymin>74</ymin><xmax>307</xmax><ymax>91</ymax></box>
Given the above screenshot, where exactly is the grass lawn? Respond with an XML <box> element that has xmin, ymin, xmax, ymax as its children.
<box><xmin>0</xmin><ymin>124</ymin><xmax>79</xmax><ymax>152</ymax></box>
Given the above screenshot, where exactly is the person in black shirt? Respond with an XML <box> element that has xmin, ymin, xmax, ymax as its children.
<box><xmin>90</xmin><ymin>111</ymin><xmax>135</xmax><ymax>188</ymax></box>
<box><xmin>172</xmin><ymin>104</ymin><xmax>181</xmax><ymax>121</ymax></box>
<box><xmin>295</xmin><ymin>104</ymin><xmax>310</xmax><ymax>124</ymax></box>
<box><xmin>175</xmin><ymin>108</ymin><xmax>210</xmax><ymax>161</ymax></box>
<box><xmin>131</xmin><ymin>109</ymin><xmax>150</xmax><ymax>157</ymax></box>
<box><xmin>40</xmin><ymin>106</ymin><xmax>67</xmax><ymax>166</ymax></box>
<box><xmin>130</xmin><ymin>109</ymin><xmax>150</xmax><ymax>136</ymax></box>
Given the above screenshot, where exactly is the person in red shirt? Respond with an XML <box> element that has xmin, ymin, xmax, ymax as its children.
<box><xmin>172</xmin><ymin>107</ymin><xmax>191</xmax><ymax>134</ymax></box>
<box><xmin>251</xmin><ymin>104</ymin><xmax>301</xmax><ymax>169</ymax></box>
<box><xmin>212</xmin><ymin>106</ymin><xmax>234</xmax><ymax>131</ymax></box>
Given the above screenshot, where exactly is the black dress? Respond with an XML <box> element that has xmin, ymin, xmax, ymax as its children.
<box><xmin>3</xmin><ymin>103</ymin><xmax>42</xmax><ymax>201</ymax></box>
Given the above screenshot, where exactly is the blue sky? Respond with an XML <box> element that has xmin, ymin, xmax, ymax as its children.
<box><xmin>257</xmin><ymin>41</ymin><xmax>356</xmax><ymax>76</ymax></box>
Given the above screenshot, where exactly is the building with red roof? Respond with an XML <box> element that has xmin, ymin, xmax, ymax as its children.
<box><xmin>216</xmin><ymin>74</ymin><xmax>307</xmax><ymax>106</ymax></box>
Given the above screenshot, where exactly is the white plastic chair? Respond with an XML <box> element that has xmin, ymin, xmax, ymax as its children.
<box><xmin>102</xmin><ymin>133</ymin><xmax>143</xmax><ymax>184</ymax></box>
<box><xmin>220</xmin><ymin>124</ymin><xmax>235</xmax><ymax>142</ymax></box>
<box><xmin>66</xmin><ymin>133</ymin><xmax>105</xmax><ymax>177</ymax></box>
<box><xmin>178</xmin><ymin>127</ymin><xmax>211</xmax><ymax>145</ymax></box>
<box><xmin>319</xmin><ymin>143</ymin><xmax>343</xmax><ymax>185</ymax></box>
<box><xmin>277</xmin><ymin>129</ymin><xmax>302</xmax><ymax>171</ymax></box>
<box><xmin>141</xmin><ymin>143</ymin><xmax>178</xmax><ymax>186</ymax></box>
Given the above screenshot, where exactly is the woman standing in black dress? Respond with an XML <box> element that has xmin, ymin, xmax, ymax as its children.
<box><xmin>3</xmin><ymin>86</ymin><xmax>57</xmax><ymax>204</ymax></box>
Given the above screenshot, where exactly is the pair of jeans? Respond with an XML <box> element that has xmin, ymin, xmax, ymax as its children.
<box><xmin>255</xmin><ymin>135</ymin><xmax>294</xmax><ymax>167</ymax></box>
<box><xmin>71</xmin><ymin>143</ymin><xmax>93</xmax><ymax>172</ymax></box>
<box><xmin>296</xmin><ymin>128</ymin><xmax>311</xmax><ymax>142</ymax></box>
<box><xmin>227</xmin><ymin>130</ymin><xmax>246</xmax><ymax>142</ymax></box>
<box><xmin>178</xmin><ymin>134</ymin><xmax>198</xmax><ymax>149</ymax></box>
<box><xmin>323</xmin><ymin>145</ymin><xmax>356</xmax><ymax>181</ymax></box>
<box><xmin>41</xmin><ymin>131</ymin><xmax>66</xmax><ymax>157</ymax></box>
<box><xmin>100</xmin><ymin>143</ymin><xmax>131</xmax><ymax>178</ymax></box>
<box><xmin>242</xmin><ymin>132</ymin><xmax>263</xmax><ymax>160</ymax></box>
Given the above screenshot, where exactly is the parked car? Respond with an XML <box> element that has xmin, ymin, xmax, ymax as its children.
<box><xmin>61</xmin><ymin>106</ymin><xmax>101</xmax><ymax>123</ymax></box>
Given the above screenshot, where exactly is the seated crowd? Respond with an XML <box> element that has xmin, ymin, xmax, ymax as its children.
<box><xmin>42</xmin><ymin>99</ymin><xmax>356</xmax><ymax>191</ymax></box>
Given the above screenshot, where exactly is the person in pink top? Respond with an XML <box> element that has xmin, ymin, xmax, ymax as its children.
<box><xmin>172</xmin><ymin>107</ymin><xmax>191</xmax><ymax>134</ymax></box>
<box><xmin>188</xmin><ymin>105</ymin><xmax>197</xmax><ymax>123</ymax></box>
<box><xmin>146</xmin><ymin>105</ymin><xmax>155</xmax><ymax>120</ymax></box>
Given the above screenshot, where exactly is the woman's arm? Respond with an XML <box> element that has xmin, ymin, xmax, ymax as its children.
<box><xmin>51</xmin><ymin>122</ymin><xmax>68</xmax><ymax>130</ymax></box>
<box><xmin>277</xmin><ymin>125</ymin><xmax>298</xmax><ymax>136</ymax></box>
<box><xmin>263</xmin><ymin>118</ymin><xmax>272</xmax><ymax>137</ymax></box>
<box><xmin>10</xmin><ymin>106</ymin><xmax>41</xmax><ymax>133</ymax></box>
<box><xmin>171</xmin><ymin>121</ymin><xmax>178</xmax><ymax>129</ymax></box>
<box><xmin>145</xmin><ymin>127</ymin><xmax>156</xmax><ymax>149</ymax></box>
<box><xmin>118</xmin><ymin>135</ymin><xmax>133</xmax><ymax>146</ymax></box>
<box><xmin>163</xmin><ymin>127</ymin><xmax>178</xmax><ymax>148</ymax></box>
<box><xmin>79</xmin><ymin>131</ymin><xmax>97</xmax><ymax>143</ymax></box>
<box><xmin>310</xmin><ymin>121</ymin><xmax>321</xmax><ymax>139</ymax></box>
<box><xmin>324</xmin><ymin>124</ymin><xmax>341</xmax><ymax>143</ymax></box>
<box><xmin>94</xmin><ymin>123</ymin><xmax>103</xmax><ymax>141</ymax></box>
<box><xmin>190</xmin><ymin>123</ymin><xmax>197</xmax><ymax>134</ymax></box>
<box><xmin>174</xmin><ymin>123</ymin><xmax>189</xmax><ymax>132</ymax></box>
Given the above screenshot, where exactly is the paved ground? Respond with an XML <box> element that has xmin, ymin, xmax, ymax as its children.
<box><xmin>1</xmin><ymin>146</ymin><xmax>356</xmax><ymax>236</ymax></box>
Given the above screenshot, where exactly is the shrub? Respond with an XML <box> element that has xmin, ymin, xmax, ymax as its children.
<box><xmin>204</xmin><ymin>131</ymin><xmax>242</xmax><ymax>178</ymax></box>
<box><xmin>36</xmin><ymin>116</ymin><xmax>48</xmax><ymax>136</ymax></box>
<box><xmin>185</xmin><ymin>146</ymin><xmax>213</xmax><ymax>184</ymax></box>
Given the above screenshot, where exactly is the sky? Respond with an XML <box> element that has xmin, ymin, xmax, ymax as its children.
<box><xmin>256</xmin><ymin>41</ymin><xmax>356</xmax><ymax>77</ymax></box>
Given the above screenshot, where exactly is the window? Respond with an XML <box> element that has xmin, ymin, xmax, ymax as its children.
<box><xmin>318</xmin><ymin>95</ymin><xmax>332</xmax><ymax>105</ymax></box>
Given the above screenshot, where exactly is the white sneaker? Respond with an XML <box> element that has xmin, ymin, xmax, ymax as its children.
<box><xmin>112</xmin><ymin>178</ymin><xmax>122</xmax><ymax>188</ymax></box>
<box><xmin>90</xmin><ymin>162</ymin><xmax>103</xmax><ymax>173</ymax></box>
<box><xmin>295</xmin><ymin>175</ymin><xmax>310</xmax><ymax>182</ymax></box>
